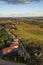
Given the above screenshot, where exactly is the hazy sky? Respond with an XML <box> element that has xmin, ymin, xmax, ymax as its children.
<box><xmin>0</xmin><ymin>0</ymin><xmax>43</xmax><ymax>17</ymax></box>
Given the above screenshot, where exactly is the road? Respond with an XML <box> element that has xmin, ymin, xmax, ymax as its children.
<box><xmin>0</xmin><ymin>59</ymin><xmax>26</xmax><ymax>65</ymax></box>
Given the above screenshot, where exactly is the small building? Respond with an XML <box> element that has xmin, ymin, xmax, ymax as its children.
<box><xmin>12</xmin><ymin>36</ymin><xmax>19</xmax><ymax>44</ymax></box>
<box><xmin>2</xmin><ymin>47</ymin><xmax>12</xmax><ymax>54</ymax></box>
<box><xmin>31</xmin><ymin>49</ymin><xmax>38</xmax><ymax>55</ymax></box>
<box><xmin>10</xmin><ymin>36</ymin><xmax>19</xmax><ymax>49</ymax></box>
<box><xmin>4</xmin><ymin>27</ymin><xmax>10</xmax><ymax>31</ymax></box>
<box><xmin>13</xmin><ymin>37</ymin><xmax>19</xmax><ymax>43</ymax></box>
<box><xmin>2</xmin><ymin>43</ymin><xmax>19</xmax><ymax>55</ymax></box>
<box><xmin>2</xmin><ymin>36</ymin><xmax>19</xmax><ymax>55</ymax></box>
<box><xmin>10</xmin><ymin>43</ymin><xmax>19</xmax><ymax>49</ymax></box>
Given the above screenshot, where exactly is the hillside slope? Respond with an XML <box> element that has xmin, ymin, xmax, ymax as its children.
<box><xmin>14</xmin><ymin>22</ymin><xmax>43</xmax><ymax>42</ymax></box>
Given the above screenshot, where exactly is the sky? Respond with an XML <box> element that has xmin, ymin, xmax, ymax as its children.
<box><xmin>0</xmin><ymin>0</ymin><xmax>43</xmax><ymax>17</ymax></box>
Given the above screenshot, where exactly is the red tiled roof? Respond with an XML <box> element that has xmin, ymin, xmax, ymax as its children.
<box><xmin>10</xmin><ymin>43</ymin><xmax>19</xmax><ymax>47</ymax></box>
<box><xmin>2</xmin><ymin>47</ymin><xmax>12</xmax><ymax>52</ymax></box>
<box><xmin>2</xmin><ymin>43</ymin><xmax>19</xmax><ymax>53</ymax></box>
<box><xmin>13</xmin><ymin>38</ymin><xmax>19</xmax><ymax>42</ymax></box>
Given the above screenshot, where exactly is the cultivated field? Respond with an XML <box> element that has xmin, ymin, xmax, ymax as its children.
<box><xmin>0</xmin><ymin>18</ymin><xmax>43</xmax><ymax>65</ymax></box>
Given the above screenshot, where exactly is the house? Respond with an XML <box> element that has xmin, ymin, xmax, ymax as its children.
<box><xmin>0</xmin><ymin>23</ymin><xmax>5</xmax><ymax>26</ymax></box>
<box><xmin>4</xmin><ymin>26</ymin><xmax>10</xmax><ymax>31</ymax></box>
<box><xmin>2</xmin><ymin>43</ymin><xmax>19</xmax><ymax>55</ymax></box>
<box><xmin>2</xmin><ymin>42</ymin><xmax>19</xmax><ymax>54</ymax></box>
<box><xmin>2</xmin><ymin>47</ymin><xmax>12</xmax><ymax>54</ymax></box>
<box><xmin>10</xmin><ymin>43</ymin><xmax>19</xmax><ymax>49</ymax></box>
<box><xmin>12</xmin><ymin>36</ymin><xmax>19</xmax><ymax>44</ymax></box>
<box><xmin>2</xmin><ymin>36</ymin><xmax>19</xmax><ymax>55</ymax></box>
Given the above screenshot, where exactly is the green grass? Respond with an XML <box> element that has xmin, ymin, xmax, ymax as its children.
<box><xmin>0</xmin><ymin>18</ymin><xmax>43</xmax><ymax>65</ymax></box>
<box><xmin>14</xmin><ymin>22</ymin><xmax>43</xmax><ymax>42</ymax></box>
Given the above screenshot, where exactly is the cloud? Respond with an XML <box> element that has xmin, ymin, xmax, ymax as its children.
<box><xmin>0</xmin><ymin>0</ymin><xmax>40</xmax><ymax>4</ymax></box>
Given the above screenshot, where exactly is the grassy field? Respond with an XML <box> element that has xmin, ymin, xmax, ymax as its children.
<box><xmin>0</xmin><ymin>18</ymin><xmax>43</xmax><ymax>44</ymax></box>
<box><xmin>14</xmin><ymin>22</ymin><xmax>43</xmax><ymax>42</ymax></box>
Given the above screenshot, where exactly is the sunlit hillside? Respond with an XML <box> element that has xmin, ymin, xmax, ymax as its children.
<box><xmin>14</xmin><ymin>20</ymin><xmax>43</xmax><ymax>42</ymax></box>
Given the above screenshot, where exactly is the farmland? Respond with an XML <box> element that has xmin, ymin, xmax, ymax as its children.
<box><xmin>0</xmin><ymin>18</ymin><xmax>43</xmax><ymax>65</ymax></box>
